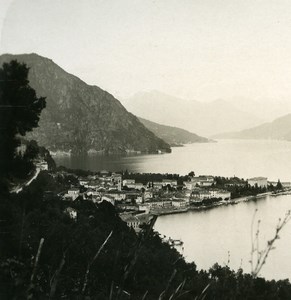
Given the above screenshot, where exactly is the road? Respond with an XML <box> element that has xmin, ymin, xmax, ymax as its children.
<box><xmin>11</xmin><ymin>167</ymin><xmax>41</xmax><ymax>194</ymax></box>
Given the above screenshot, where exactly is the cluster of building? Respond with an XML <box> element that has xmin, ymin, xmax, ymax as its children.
<box><xmin>64</xmin><ymin>171</ymin><xmax>123</xmax><ymax>202</ymax></box>
<box><xmin>184</xmin><ymin>176</ymin><xmax>231</xmax><ymax>203</ymax></box>
<box><xmin>60</xmin><ymin>172</ymin><xmax>291</xmax><ymax>231</ymax></box>
<box><xmin>63</xmin><ymin>173</ymin><xmax>232</xmax><ymax>216</ymax></box>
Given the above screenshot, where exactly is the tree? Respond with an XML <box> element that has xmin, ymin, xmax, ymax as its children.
<box><xmin>276</xmin><ymin>179</ymin><xmax>283</xmax><ymax>190</ymax></box>
<box><xmin>188</xmin><ymin>171</ymin><xmax>195</xmax><ymax>178</ymax></box>
<box><xmin>0</xmin><ymin>60</ymin><xmax>46</xmax><ymax>191</ymax></box>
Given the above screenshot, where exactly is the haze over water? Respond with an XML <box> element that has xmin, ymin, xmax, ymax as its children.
<box><xmin>55</xmin><ymin>139</ymin><xmax>291</xmax><ymax>182</ymax></box>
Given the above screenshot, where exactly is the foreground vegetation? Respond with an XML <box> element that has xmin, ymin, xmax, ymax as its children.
<box><xmin>2</xmin><ymin>173</ymin><xmax>291</xmax><ymax>299</ymax></box>
<box><xmin>1</xmin><ymin>60</ymin><xmax>291</xmax><ymax>299</ymax></box>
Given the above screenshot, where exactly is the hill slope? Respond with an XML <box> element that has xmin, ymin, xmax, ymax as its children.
<box><xmin>213</xmin><ymin>113</ymin><xmax>291</xmax><ymax>140</ymax></box>
<box><xmin>0</xmin><ymin>54</ymin><xmax>170</xmax><ymax>154</ymax></box>
<box><xmin>122</xmin><ymin>91</ymin><xmax>262</xmax><ymax>136</ymax></box>
<box><xmin>138</xmin><ymin>117</ymin><xmax>211</xmax><ymax>146</ymax></box>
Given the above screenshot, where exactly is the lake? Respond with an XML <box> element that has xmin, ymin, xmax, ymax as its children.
<box><xmin>155</xmin><ymin>194</ymin><xmax>291</xmax><ymax>281</ymax></box>
<box><xmin>54</xmin><ymin>139</ymin><xmax>291</xmax><ymax>280</ymax></box>
<box><xmin>54</xmin><ymin>139</ymin><xmax>291</xmax><ymax>182</ymax></box>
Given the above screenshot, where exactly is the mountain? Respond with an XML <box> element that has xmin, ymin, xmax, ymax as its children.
<box><xmin>225</xmin><ymin>96</ymin><xmax>291</xmax><ymax>123</ymax></box>
<box><xmin>0</xmin><ymin>54</ymin><xmax>171</xmax><ymax>154</ymax></box>
<box><xmin>121</xmin><ymin>91</ymin><xmax>263</xmax><ymax>136</ymax></box>
<box><xmin>138</xmin><ymin>117</ymin><xmax>211</xmax><ymax>146</ymax></box>
<box><xmin>213</xmin><ymin>113</ymin><xmax>291</xmax><ymax>141</ymax></box>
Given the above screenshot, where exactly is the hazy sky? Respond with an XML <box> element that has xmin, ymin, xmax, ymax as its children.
<box><xmin>1</xmin><ymin>0</ymin><xmax>291</xmax><ymax>101</ymax></box>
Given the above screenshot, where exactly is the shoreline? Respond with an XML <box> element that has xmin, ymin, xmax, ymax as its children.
<box><xmin>146</xmin><ymin>191</ymin><xmax>275</xmax><ymax>217</ymax></box>
<box><xmin>271</xmin><ymin>190</ymin><xmax>291</xmax><ymax>196</ymax></box>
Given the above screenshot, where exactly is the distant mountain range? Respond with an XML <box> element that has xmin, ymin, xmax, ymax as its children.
<box><xmin>0</xmin><ymin>54</ymin><xmax>171</xmax><ymax>154</ymax></box>
<box><xmin>213</xmin><ymin>113</ymin><xmax>291</xmax><ymax>141</ymax></box>
<box><xmin>138</xmin><ymin>117</ymin><xmax>211</xmax><ymax>146</ymax></box>
<box><xmin>223</xmin><ymin>96</ymin><xmax>291</xmax><ymax>123</ymax></box>
<box><xmin>121</xmin><ymin>91</ymin><xmax>263</xmax><ymax>136</ymax></box>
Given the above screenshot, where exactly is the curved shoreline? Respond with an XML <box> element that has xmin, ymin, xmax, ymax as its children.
<box><xmin>148</xmin><ymin>192</ymin><xmax>274</xmax><ymax>217</ymax></box>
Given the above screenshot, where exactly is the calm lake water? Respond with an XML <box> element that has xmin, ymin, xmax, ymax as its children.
<box><xmin>54</xmin><ymin>139</ymin><xmax>291</xmax><ymax>280</ymax></box>
<box><xmin>155</xmin><ymin>194</ymin><xmax>291</xmax><ymax>281</ymax></box>
<box><xmin>54</xmin><ymin>139</ymin><xmax>291</xmax><ymax>182</ymax></box>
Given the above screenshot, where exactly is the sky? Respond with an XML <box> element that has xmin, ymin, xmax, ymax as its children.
<box><xmin>1</xmin><ymin>0</ymin><xmax>291</xmax><ymax>102</ymax></box>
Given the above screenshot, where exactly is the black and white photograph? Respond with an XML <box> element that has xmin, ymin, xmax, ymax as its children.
<box><xmin>1</xmin><ymin>1</ymin><xmax>291</xmax><ymax>299</ymax></box>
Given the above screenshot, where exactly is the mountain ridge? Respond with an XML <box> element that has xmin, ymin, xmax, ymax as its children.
<box><xmin>213</xmin><ymin>113</ymin><xmax>291</xmax><ymax>141</ymax></box>
<box><xmin>0</xmin><ymin>53</ymin><xmax>171</xmax><ymax>154</ymax></box>
<box><xmin>138</xmin><ymin>117</ymin><xmax>212</xmax><ymax>146</ymax></box>
<box><xmin>122</xmin><ymin>91</ymin><xmax>263</xmax><ymax>136</ymax></box>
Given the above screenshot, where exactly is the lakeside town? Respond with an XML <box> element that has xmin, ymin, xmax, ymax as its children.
<box><xmin>4</xmin><ymin>2</ymin><xmax>291</xmax><ymax>297</ymax></box>
<box><xmin>37</xmin><ymin>161</ymin><xmax>291</xmax><ymax>233</ymax></box>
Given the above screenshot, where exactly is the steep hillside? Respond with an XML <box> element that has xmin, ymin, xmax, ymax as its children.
<box><xmin>138</xmin><ymin>117</ymin><xmax>211</xmax><ymax>146</ymax></box>
<box><xmin>0</xmin><ymin>54</ymin><xmax>170</xmax><ymax>154</ymax></box>
<box><xmin>213</xmin><ymin>113</ymin><xmax>291</xmax><ymax>140</ymax></box>
<box><xmin>122</xmin><ymin>91</ymin><xmax>262</xmax><ymax>136</ymax></box>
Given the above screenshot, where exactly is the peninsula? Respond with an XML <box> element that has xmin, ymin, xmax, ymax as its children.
<box><xmin>51</xmin><ymin>168</ymin><xmax>288</xmax><ymax>231</ymax></box>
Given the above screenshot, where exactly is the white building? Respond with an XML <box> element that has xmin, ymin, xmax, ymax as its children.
<box><xmin>171</xmin><ymin>200</ymin><xmax>187</xmax><ymax>208</ymax></box>
<box><xmin>105</xmin><ymin>191</ymin><xmax>126</xmax><ymax>201</ymax></box>
<box><xmin>199</xmin><ymin>190</ymin><xmax>211</xmax><ymax>200</ymax></box>
<box><xmin>79</xmin><ymin>178</ymin><xmax>89</xmax><ymax>187</ymax></box>
<box><xmin>36</xmin><ymin>161</ymin><xmax>48</xmax><ymax>171</ymax></box>
<box><xmin>209</xmin><ymin>189</ymin><xmax>231</xmax><ymax>200</ymax></box>
<box><xmin>282</xmin><ymin>182</ymin><xmax>291</xmax><ymax>189</ymax></box>
<box><xmin>146</xmin><ymin>200</ymin><xmax>172</xmax><ymax>210</ymax></box>
<box><xmin>136</xmin><ymin>196</ymin><xmax>143</xmax><ymax>204</ymax></box>
<box><xmin>190</xmin><ymin>176</ymin><xmax>215</xmax><ymax>187</ymax></box>
<box><xmin>153</xmin><ymin>182</ymin><xmax>163</xmax><ymax>189</ymax></box>
<box><xmin>162</xmin><ymin>179</ymin><xmax>178</xmax><ymax>187</ymax></box>
<box><xmin>123</xmin><ymin>179</ymin><xmax>136</xmax><ymax>189</ymax></box>
<box><xmin>183</xmin><ymin>182</ymin><xmax>194</xmax><ymax>190</ymax></box>
<box><xmin>248</xmin><ymin>177</ymin><xmax>268</xmax><ymax>188</ymax></box>
<box><xmin>135</xmin><ymin>183</ymin><xmax>145</xmax><ymax>190</ymax></box>
<box><xmin>120</xmin><ymin>214</ymin><xmax>140</xmax><ymax>231</ymax></box>
<box><xmin>67</xmin><ymin>188</ymin><xmax>80</xmax><ymax>201</ymax></box>
<box><xmin>191</xmin><ymin>188</ymin><xmax>231</xmax><ymax>200</ymax></box>
<box><xmin>87</xmin><ymin>180</ymin><xmax>100</xmax><ymax>189</ymax></box>
<box><xmin>144</xmin><ymin>190</ymin><xmax>153</xmax><ymax>200</ymax></box>
<box><xmin>101</xmin><ymin>195</ymin><xmax>115</xmax><ymax>206</ymax></box>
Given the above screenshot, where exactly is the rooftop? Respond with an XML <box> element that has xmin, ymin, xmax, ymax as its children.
<box><xmin>248</xmin><ymin>177</ymin><xmax>268</xmax><ymax>181</ymax></box>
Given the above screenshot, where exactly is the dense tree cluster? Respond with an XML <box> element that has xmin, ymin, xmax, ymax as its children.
<box><xmin>0</xmin><ymin>60</ymin><xmax>46</xmax><ymax>191</ymax></box>
<box><xmin>214</xmin><ymin>176</ymin><xmax>284</xmax><ymax>199</ymax></box>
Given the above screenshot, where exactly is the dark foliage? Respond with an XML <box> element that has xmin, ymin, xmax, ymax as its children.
<box><xmin>0</xmin><ymin>60</ymin><xmax>46</xmax><ymax>191</ymax></box>
<box><xmin>1</xmin><ymin>172</ymin><xmax>291</xmax><ymax>299</ymax></box>
<box><xmin>1</xmin><ymin>59</ymin><xmax>291</xmax><ymax>300</ymax></box>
